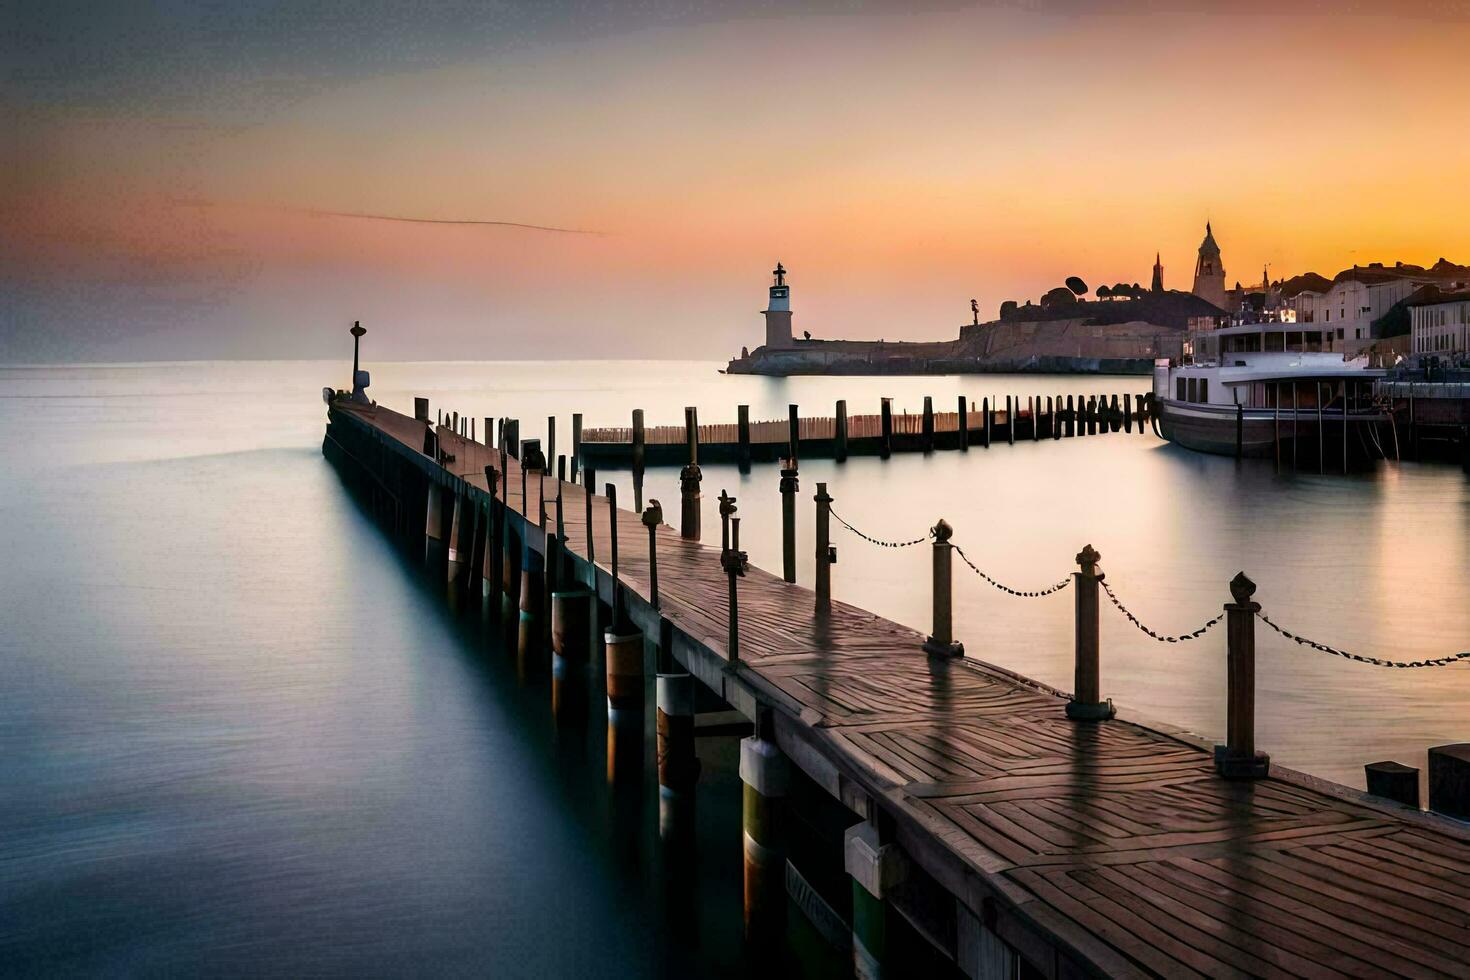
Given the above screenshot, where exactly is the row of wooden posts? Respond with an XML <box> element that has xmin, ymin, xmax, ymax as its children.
<box><xmin>395</xmin><ymin>398</ymin><xmax>1467</xmax><ymax>819</ymax></box>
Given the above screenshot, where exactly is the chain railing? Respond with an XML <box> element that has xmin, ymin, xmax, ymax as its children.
<box><xmin>1257</xmin><ymin>611</ymin><xmax>1470</xmax><ymax>669</ymax></box>
<box><xmin>954</xmin><ymin>545</ymin><xmax>1071</xmax><ymax>598</ymax></box>
<box><xmin>828</xmin><ymin>507</ymin><xmax>932</xmax><ymax>548</ymax></box>
<box><xmin>1099</xmin><ymin>579</ymin><xmax>1224</xmax><ymax>643</ymax></box>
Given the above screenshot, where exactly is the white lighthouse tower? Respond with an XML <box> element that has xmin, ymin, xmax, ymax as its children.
<box><xmin>763</xmin><ymin>262</ymin><xmax>794</xmax><ymax>349</ymax></box>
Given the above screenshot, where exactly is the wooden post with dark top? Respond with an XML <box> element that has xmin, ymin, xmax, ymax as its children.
<box><xmin>922</xmin><ymin>519</ymin><xmax>962</xmax><ymax>657</ymax></box>
<box><xmin>1217</xmin><ymin>572</ymin><xmax>1270</xmax><ymax>779</ymax></box>
<box><xmin>631</xmin><ymin>409</ymin><xmax>645</xmax><ymax>512</ymax></box>
<box><xmin>1066</xmin><ymin>544</ymin><xmax>1114</xmax><ymax>721</ymax></box>
<box><xmin>414</xmin><ymin>397</ymin><xmax>429</xmax><ymax>421</ymax></box>
<box><xmin>957</xmin><ymin>396</ymin><xmax>968</xmax><ymax>451</ymax></box>
<box><xmin>1110</xmin><ymin>394</ymin><xmax>1122</xmax><ymax>432</ymax></box>
<box><xmin>1032</xmin><ymin>396</ymin><xmax>1040</xmax><ymax>441</ymax></box>
<box><xmin>1006</xmin><ymin>396</ymin><xmax>1015</xmax><ymax>445</ymax></box>
<box><xmin>880</xmin><ymin>398</ymin><xmax>893</xmax><ymax>459</ymax></box>
<box><xmin>1123</xmin><ymin>394</ymin><xmax>1132</xmax><ymax>433</ymax></box>
<box><xmin>680</xmin><ymin>406</ymin><xmax>702</xmax><ymax>541</ymax></box>
<box><xmin>1136</xmin><ymin>394</ymin><xmax>1147</xmax><ymax>435</ymax></box>
<box><xmin>485</xmin><ymin>465</ymin><xmax>502</xmax><ymax>615</ymax></box>
<box><xmin>1065</xmin><ymin>395</ymin><xmax>1075</xmax><ymax>437</ymax></box>
<box><xmin>835</xmin><ymin>400</ymin><xmax>848</xmax><ymax>462</ymax></box>
<box><xmin>582</xmin><ymin>466</ymin><xmax>596</xmax><ymax>565</ymax></box>
<box><xmin>780</xmin><ymin>460</ymin><xmax>799</xmax><ymax>584</ymax></box>
<box><xmin>922</xmin><ymin>396</ymin><xmax>934</xmax><ymax>451</ymax></box>
<box><xmin>814</xmin><ymin>482</ymin><xmax>833</xmax><ymax>616</ymax></box>
<box><xmin>719</xmin><ymin>491</ymin><xmax>747</xmax><ymax>663</ymax></box>
<box><xmin>737</xmin><ymin>404</ymin><xmax>751</xmax><ymax>469</ymax></box>
<box><xmin>643</xmin><ymin>501</ymin><xmax>663</xmax><ymax>609</ymax></box>
<box><xmin>571</xmin><ymin>413</ymin><xmax>582</xmax><ymax>481</ymax></box>
<box><xmin>1364</xmin><ymin>761</ymin><xmax>1420</xmax><ymax>808</ymax></box>
<box><xmin>788</xmin><ymin>404</ymin><xmax>800</xmax><ymax>463</ymax></box>
<box><xmin>982</xmin><ymin>397</ymin><xmax>991</xmax><ymax>447</ymax></box>
<box><xmin>547</xmin><ymin>415</ymin><xmax>556</xmax><ymax>471</ymax></box>
<box><xmin>485</xmin><ymin>417</ymin><xmax>493</xmax><ymax>449</ymax></box>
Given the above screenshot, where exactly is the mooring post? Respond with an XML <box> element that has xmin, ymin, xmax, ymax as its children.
<box><xmin>719</xmin><ymin>491</ymin><xmax>747</xmax><ymax>663</ymax></box>
<box><xmin>1066</xmin><ymin>544</ymin><xmax>1114</xmax><ymax>721</ymax></box>
<box><xmin>680</xmin><ymin>406</ymin><xmax>702</xmax><ymax>541</ymax></box>
<box><xmin>957</xmin><ymin>395</ymin><xmax>969</xmax><ymax>451</ymax></box>
<box><xmin>1427</xmin><ymin>744</ymin><xmax>1470</xmax><ymax>820</ymax></box>
<box><xmin>779</xmin><ymin>460</ymin><xmax>799</xmax><ymax>583</ymax></box>
<box><xmin>571</xmin><ymin>413</ymin><xmax>582</xmax><ymax>481</ymax></box>
<box><xmin>1364</xmin><ymin>761</ymin><xmax>1420</xmax><ymax>809</ymax></box>
<box><xmin>741</xmin><ymin>708</ymin><xmax>790</xmax><ymax>943</ymax></box>
<box><xmin>835</xmin><ymin>399</ymin><xmax>849</xmax><ymax>462</ymax></box>
<box><xmin>643</xmin><ymin>500</ymin><xmax>663</xmax><ymax>609</ymax></box>
<box><xmin>788</xmin><ymin>404</ymin><xmax>800</xmax><ymax>463</ymax></box>
<box><xmin>922</xmin><ymin>396</ymin><xmax>934</xmax><ymax>452</ymax></box>
<box><xmin>1216</xmin><ymin>572</ymin><xmax>1269</xmax><ymax>779</ymax></box>
<box><xmin>922</xmin><ymin>519</ymin><xmax>963</xmax><ymax>657</ymax></box>
<box><xmin>631</xmin><ymin>409</ymin><xmax>645</xmax><ymax>511</ymax></box>
<box><xmin>982</xmin><ymin>396</ymin><xmax>991</xmax><ymax>447</ymax></box>
<box><xmin>880</xmin><ymin>398</ymin><xmax>893</xmax><ymax>459</ymax></box>
<box><xmin>737</xmin><ymin>404</ymin><xmax>752</xmax><ymax>469</ymax></box>
<box><xmin>414</xmin><ymin>397</ymin><xmax>429</xmax><ymax>422</ymax></box>
<box><xmin>814</xmin><ymin>482</ymin><xmax>833</xmax><ymax>616</ymax></box>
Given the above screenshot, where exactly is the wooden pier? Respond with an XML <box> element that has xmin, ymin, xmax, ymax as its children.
<box><xmin>323</xmin><ymin>395</ymin><xmax>1470</xmax><ymax>979</ymax></box>
<box><xmin>579</xmin><ymin>392</ymin><xmax>1151</xmax><ymax>467</ymax></box>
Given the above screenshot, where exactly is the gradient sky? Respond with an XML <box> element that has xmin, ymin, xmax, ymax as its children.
<box><xmin>5</xmin><ymin>1</ymin><xmax>1470</xmax><ymax>362</ymax></box>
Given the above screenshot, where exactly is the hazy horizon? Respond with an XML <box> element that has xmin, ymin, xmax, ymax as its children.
<box><xmin>6</xmin><ymin>0</ymin><xmax>1470</xmax><ymax>363</ymax></box>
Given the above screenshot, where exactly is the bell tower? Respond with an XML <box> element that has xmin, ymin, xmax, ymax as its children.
<box><xmin>1192</xmin><ymin>222</ymin><xmax>1227</xmax><ymax>310</ymax></box>
<box><xmin>763</xmin><ymin>262</ymin><xmax>794</xmax><ymax>349</ymax></box>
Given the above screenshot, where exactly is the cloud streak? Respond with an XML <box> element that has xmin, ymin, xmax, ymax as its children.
<box><xmin>295</xmin><ymin>208</ymin><xmax>607</xmax><ymax>236</ymax></box>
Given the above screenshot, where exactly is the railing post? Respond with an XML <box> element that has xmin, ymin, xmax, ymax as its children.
<box><xmin>814</xmin><ymin>482</ymin><xmax>833</xmax><ymax>616</ymax></box>
<box><xmin>780</xmin><ymin>460</ymin><xmax>799</xmax><ymax>584</ymax></box>
<box><xmin>643</xmin><ymin>501</ymin><xmax>663</xmax><ymax>609</ymax></box>
<box><xmin>1066</xmin><ymin>545</ymin><xmax>1114</xmax><ymax>721</ymax></box>
<box><xmin>922</xmin><ymin>519</ymin><xmax>963</xmax><ymax>657</ymax></box>
<box><xmin>680</xmin><ymin>406</ymin><xmax>702</xmax><ymax>541</ymax></box>
<box><xmin>1216</xmin><ymin>572</ymin><xmax>1270</xmax><ymax>779</ymax></box>
<box><xmin>719</xmin><ymin>491</ymin><xmax>747</xmax><ymax>663</ymax></box>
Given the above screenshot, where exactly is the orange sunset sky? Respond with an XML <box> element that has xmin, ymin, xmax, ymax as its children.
<box><xmin>4</xmin><ymin>1</ymin><xmax>1469</xmax><ymax>362</ymax></box>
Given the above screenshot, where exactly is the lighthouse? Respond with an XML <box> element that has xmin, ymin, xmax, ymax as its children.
<box><xmin>763</xmin><ymin>262</ymin><xmax>794</xmax><ymax>349</ymax></box>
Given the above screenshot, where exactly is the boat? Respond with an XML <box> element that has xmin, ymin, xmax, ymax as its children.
<box><xmin>1153</xmin><ymin>316</ymin><xmax>1392</xmax><ymax>461</ymax></box>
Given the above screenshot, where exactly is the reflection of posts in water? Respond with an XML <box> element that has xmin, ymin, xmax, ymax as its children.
<box><xmin>606</xmin><ymin>716</ymin><xmax>643</xmax><ymax>786</ymax></box>
<box><xmin>741</xmin><ymin>712</ymin><xmax>789</xmax><ymax>944</ymax></box>
<box><xmin>552</xmin><ymin>589</ymin><xmax>593</xmax><ymax>725</ymax></box>
<box><xmin>656</xmin><ymin>673</ymin><xmax>699</xmax><ymax>844</ymax></box>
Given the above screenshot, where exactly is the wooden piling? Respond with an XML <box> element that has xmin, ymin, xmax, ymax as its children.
<box><xmin>982</xmin><ymin>397</ymin><xmax>991</xmax><ymax>448</ymax></box>
<box><xmin>583</xmin><ymin>466</ymin><xmax>596</xmax><ymax>566</ymax></box>
<box><xmin>1006</xmin><ymin>396</ymin><xmax>1015</xmax><ymax>445</ymax></box>
<box><xmin>814</xmin><ymin>482</ymin><xmax>832</xmax><ymax>616</ymax></box>
<box><xmin>788</xmin><ymin>404</ymin><xmax>800</xmax><ymax>463</ymax></box>
<box><xmin>738</xmin><ymin>404</ymin><xmax>752</xmax><ymax>468</ymax></box>
<box><xmin>958</xmin><ymin>396</ymin><xmax>969</xmax><ymax>451</ymax></box>
<box><xmin>922</xmin><ymin>396</ymin><xmax>934</xmax><ymax>452</ymax></box>
<box><xmin>680</xmin><ymin>406</ymin><xmax>702</xmax><ymax>541</ymax></box>
<box><xmin>656</xmin><ymin>673</ymin><xmax>699</xmax><ymax>798</ymax></box>
<box><xmin>1065</xmin><ymin>395</ymin><xmax>1075</xmax><ymax>437</ymax></box>
<box><xmin>780</xmin><ymin>462</ymin><xmax>799</xmax><ymax>584</ymax></box>
<box><xmin>835</xmin><ymin>400</ymin><xmax>849</xmax><ymax>462</ymax></box>
<box><xmin>1217</xmin><ymin>573</ymin><xmax>1269</xmax><ymax>779</ymax></box>
<box><xmin>547</xmin><ymin>415</ymin><xmax>556</xmax><ymax>470</ymax></box>
<box><xmin>571</xmin><ymin>413</ymin><xmax>582</xmax><ymax>480</ymax></box>
<box><xmin>880</xmin><ymin>398</ymin><xmax>893</xmax><ymax>459</ymax></box>
<box><xmin>631</xmin><ymin>409</ymin><xmax>645</xmax><ymax>512</ymax></box>
<box><xmin>741</xmin><ymin>711</ymin><xmax>789</xmax><ymax>943</ymax></box>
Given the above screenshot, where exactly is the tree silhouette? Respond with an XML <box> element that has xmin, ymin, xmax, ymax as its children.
<box><xmin>1066</xmin><ymin>276</ymin><xmax>1088</xmax><ymax>296</ymax></box>
<box><xmin>1096</xmin><ymin>285</ymin><xmax>1111</xmax><ymax>300</ymax></box>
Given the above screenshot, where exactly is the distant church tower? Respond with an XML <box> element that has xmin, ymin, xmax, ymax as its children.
<box><xmin>1192</xmin><ymin>222</ymin><xmax>1227</xmax><ymax>310</ymax></box>
<box><xmin>1151</xmin><ymin>252</ymin><xmax>1165</xmax><ymax>293</ymax></box>
<box><xmin>763</xmin><ymin>262</ymin><xmax>794</xmax><ymax>349</ymax></box>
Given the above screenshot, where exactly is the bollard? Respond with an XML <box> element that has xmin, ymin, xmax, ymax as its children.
<box><xmin>958</xmin><ymin>395</ymin><xmax>968</xmax><ymax>451</ymax></box>
<box><xmin>814</xmin><ymin>482</ymin><xmax>833</xmax><ymax>616</ymax></box>
<box><xmin>922</xmin><ymin>396</ymin><xmax>934</xmax><ymax>452</ymax></box>
<box><xmin>741</xmin><ymin>709</ymin><xmax>790</xmax><ymax>943</ymax></box>
<box><xmin>1427</xmin><ymin>744</ymin><xmax>1470</xmax><ymax>820</ymax></box>
<box><xmin>835</xmin><ymin>399</ymin><xmax>849</xmax><ymax>462</ymax></box>
<box><xmin>1066</xmin><ymin>545</ymin><xmax>1114</xmax><ymax>721</ymax></box>
<box><xmin>1216</xmin><ymin>573</ymin><xmax>1270</xmax><ymax>779</ymax></box>
<box><xmin>879</xmin><ymin>398</ymin><xmax>893</xmax><ymax>458</ymax></box>
<box><xmin>922</xmin><ymin>519</ymin><xmax>963</xmax><ymax>657</ymax></box>
<box><xmin>1364</xmin><ymin>761</ymin><xmax>1420</xmax><ymax>809</ymax></box>
<box><xmin>643</xmin><ymin>500</ymin><xmax>663</xmax><ymax>609</ymax></box>
<box><xmin>656</xmin><ymin>672</ymin><xmax>700</xmax><ymax>799</ymax></box>
<box><xmin>680</xmin><ymin>406</ymin><xmax>702</xmax><ymax>541</ymax></box>
<box><xmin>780</xmin><ymin>461</ymin><xmax>799</xmax><ymax>584</ymax></box>
<box><xmin>414</xmin><ymin>397</ymin><xmax>429</xmax><ymax>422</ymax></box>
<box><xmin>737</xmin><ymin>404</ymin><xmax>752</xmax><ymax>469</ymax></box>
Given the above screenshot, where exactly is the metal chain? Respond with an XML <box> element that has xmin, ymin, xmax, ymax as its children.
<box><xmin>1099</xmin><ymin>579</ymin><xmax>1223</xmax><ymax>643</ymax></box>
<box><xmin>953</xmin><ymin>546</ymin><xmax>1071</xmax><ymax>598</ymax></box>
<box><xmin>828</xmin><ymin>507</ymin><xmax>933</xmax><ymax>548</ymax></box>
<box><xmin>1256</xmin><ymin>611</ymin><xmax>1470</xmax><ymax>669</ymax></box>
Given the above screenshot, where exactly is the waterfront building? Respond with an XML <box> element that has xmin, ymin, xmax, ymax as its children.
<box><xmin>1292</xmin><ymin>264</ymin><xmax>1438</xmax><ymax>355</ymax></box>
<box><xmin>1191</xmin><ymin>223</ymin><xmax>1227</xmax><ymax>311</ymax></box>
<box><xmin>1409</xmin><ymin>289</ymin><xmax>1470</xmax><ymax>357</ymax></box>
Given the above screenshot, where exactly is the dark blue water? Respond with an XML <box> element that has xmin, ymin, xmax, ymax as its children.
<box><xmin>0</xmin><ymin>362</ymin><xmax>847</xmax><ymax>976</ymax></box>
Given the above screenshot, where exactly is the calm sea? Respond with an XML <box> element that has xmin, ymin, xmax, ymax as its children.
<box><xmin>2</xmin><ymin>359</ymin><xmax>1467</xmax><ymax>973</ymax></box>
